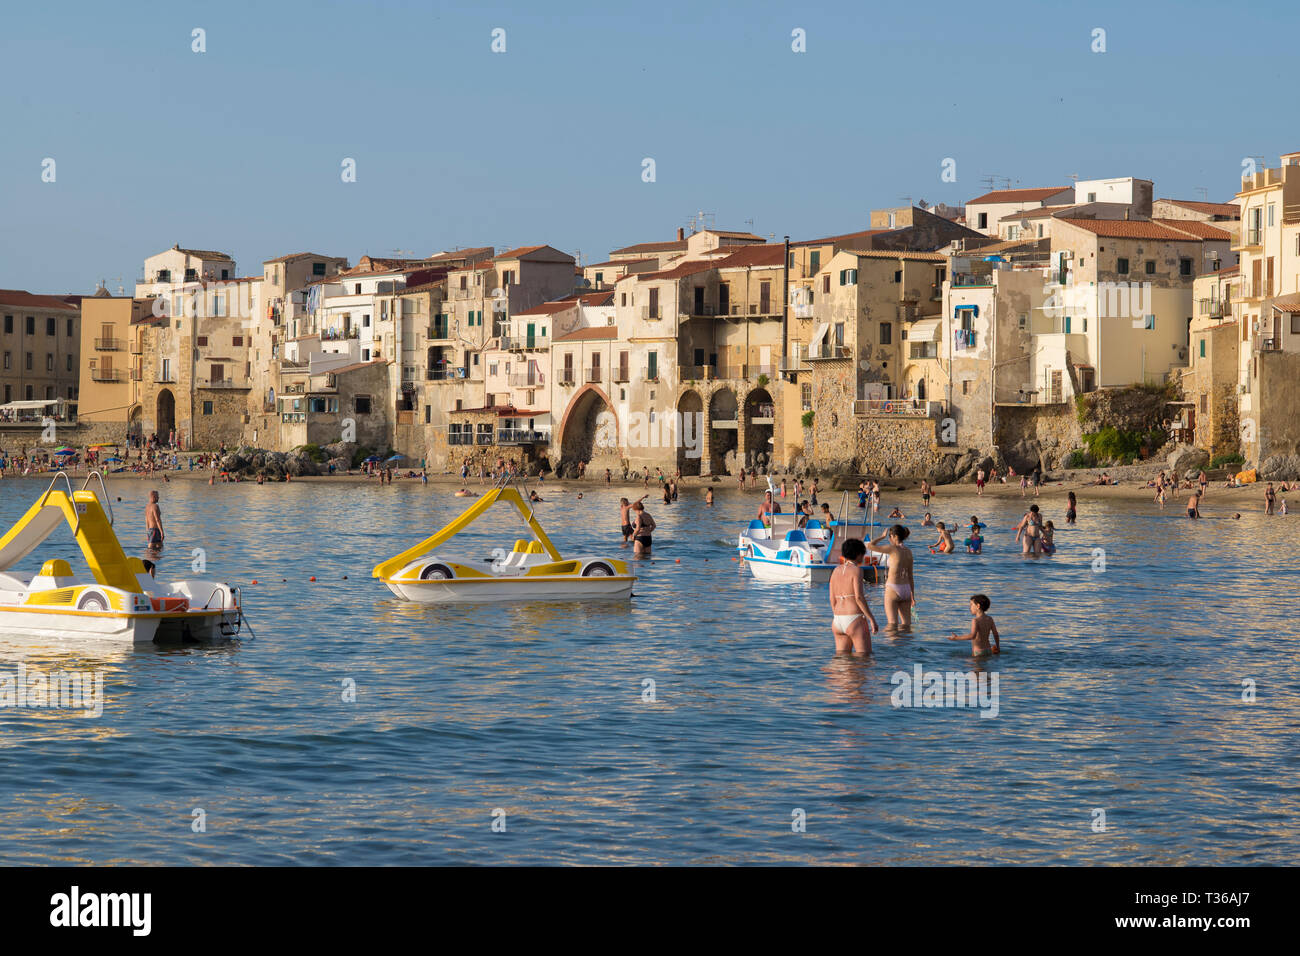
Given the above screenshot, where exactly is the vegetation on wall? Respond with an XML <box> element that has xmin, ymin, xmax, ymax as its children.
<box><xmin>801</xmin><ymin>410</ymin><xmax>815</xmax><ymax>429</ymax></box>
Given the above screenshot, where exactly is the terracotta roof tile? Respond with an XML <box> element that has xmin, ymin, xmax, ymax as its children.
<box><xmin>1157</xmin><ymin>199</ymin><xmax>1241</xmax><ymax>218</ymax></box>
<box><xmin>1152</xmin><ymin>219</ymin><xmax>1232</xmax><ymax>241</ymax></box>
<box><xmin>1056</xmin><ymin>219</ymin><xmax>1213</xmax><ymax>241</ymax></box>
<box><xmin>609</xmin><ymin>239</ymin><xmax>688</xmax><ymax>256</ymax></box>
<box><xmin>713</xmin><ymin>245</ymin><xmax>786</xmax><ymax>268</ymax></box>
<box><xmin>0</xmin><ymin>290</ymin><xmax>80</xmax><ymax>312</ymax></box>
<box><xmin>555</xmin><ymin>326</ymin><xmax>619</xmax><ymax>342</ymax></box>
<box><xmin>968</xmin><ymin>186</ymin><xmax>1071</xmax><ymax>205</ymax></box>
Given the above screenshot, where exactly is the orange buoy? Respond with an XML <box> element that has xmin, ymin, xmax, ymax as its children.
<box><xmin>309</xmin><ymin>576</ymin><xmax>317</xmax><ymax>582</ymax></box>
<box><xmin>251</xmin><ymin>579</ymin><xmax>258</xmax><ymax>585</ymax></box>
<box><xmin>675</xmin><ymin>558</ymin><xmax>681</xmax><ymax>563</ymax></box>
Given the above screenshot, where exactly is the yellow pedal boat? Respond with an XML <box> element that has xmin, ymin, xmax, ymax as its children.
<box><xmin>372</xmin><ymin>480</ymin><xmax>634</xmax><ymax>603</ymax></box>
<box><xmin>0</xmin><ymin>472</ymin><xmax>245</xmax><ymax>644</ymax></box>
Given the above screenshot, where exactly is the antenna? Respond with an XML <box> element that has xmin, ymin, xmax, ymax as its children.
<box><xmin>390</xmin><ymin>249</ymin><xmax>414</xmax><ymax>258</ymax></box>
<box><xmin>115</xmin><ymin>276</ymin><xmax>124</xmax><ymax>296</ymax></box>
<box><xmin>1195</xmin><ymin>186</ymin><xmax>1209</xmax><ymax>201</ymax></box>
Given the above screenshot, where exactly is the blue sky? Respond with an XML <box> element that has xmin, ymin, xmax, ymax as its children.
<box><xmin>1</xmin><ymin>0</ymin><xmax>1294</xmax><ymax>292</ymax></box>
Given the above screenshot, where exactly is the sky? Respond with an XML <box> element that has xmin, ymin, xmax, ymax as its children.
<box><xmin>1</xmin><ymin>0</ymin><xmax>1296</xmax><ymax>293</ymax></box>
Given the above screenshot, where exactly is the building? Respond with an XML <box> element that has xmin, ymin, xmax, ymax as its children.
<box><xmin>1181</xmin><ymin>266</ymin><xmax>1241</xmax><ymax>455</ymax></box>
<box><xmin>964</xmin><ymin>187</ymin><xmax>1074</xmax><ymax>236</ymax></box>
<box><xmin>0</xmin><ymin>290</ymin><xmax>81</xmax><ymax>424</ymax></box>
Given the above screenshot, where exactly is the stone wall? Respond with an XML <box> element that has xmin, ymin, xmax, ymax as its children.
<box><xmin>995</xmin><ymin>404</ymin><xmax>1084</xmax><ymax>471</ymax></box>
<box><xmin>191</xmin><ymin>388</ymin><xmax>249</xmax><ymax>450</ymax></box>
<box><xmin>1257</xmin><ymin>351</ymin><xmax>1300</xmax><ymax>460</ymax></box>
<box><xmin>853</xmin><ymin>416</ymin><xmax>941</xmax><ymax>477</ymax></box>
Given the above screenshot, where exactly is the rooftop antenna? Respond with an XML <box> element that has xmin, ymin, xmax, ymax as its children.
<box><xmin>390</xmin><ymin>248</ymin><xmax>414</xmax><ymax>258</ymax></box>
<box><xmin>980</xmin><ymin>175</ymin><xmax>1001</xmax><ymax>192</ymax></box>
<box><xmin>1195</xmin><ymin>186</ymin><xmax>1209</xmax><ymax>201</ymax></box>
<box><xmin>115</xmin><ymin>276</ymin><xmax>124</xmax><ymax>296</ymax></box>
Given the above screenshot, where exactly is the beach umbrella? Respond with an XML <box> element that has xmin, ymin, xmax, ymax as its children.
<box><xmin>52</xmin><ymin>446</ymin><xmax>74</xmax><ymax>453</ymax></box>
<box><xmin>363</xmin><ymin>455</ymin><xmax>381</xmax><ymax>463</ymax></box>
<box><xmin>386</xmin><ymin>454</ymin><xmax>405</xmax><ymax>462</ymax></box>
<box><xmin>53</xmin><ymin>449</ymin><xmax>75</xmax><ymax>456</ymax></box>
<box><xmin>105</xmin><ymin>456</ymin><xmax>124</xmax><ymax>463</ymax></box>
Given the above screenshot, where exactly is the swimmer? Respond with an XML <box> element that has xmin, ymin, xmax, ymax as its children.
<box><xmin>888</xmin><ymin>507</ymin><xmax>905</xmax><ymax>519</ymax></box>
<box><xmin>949</xmin><ymin>594</ymin><xmax>1000</xmax><ymax>657</ymax></box>
<box><xmin>820</xmin><ymin>502</ymin><xmax>834</xmax><ymax>524</ymax></box>
<box><xmin>1041</xmin><ymin>520</ymin><xmax>1056</xmax><ymax>555</ymax></box>
<box><xmin>829</xmin><ymin>538</ymin><xmax>878</xmax><ymax>655</ymax></box>
<box><xmin>1015</xmin><ymin>504</ymin><xmax>1043</xmax><ymax>554</ymax></box>
<box><xmin>964</xmin><ymin>527</ymin><xmax>983</xmax><ymax>553</ymax></box>
<box><xmin>705</xmin><ymin>488</ymin><xmax>714</xmax><ymax>506</ymax></box>
<box><xmin>921</xmin><ymin>512</ymin><xmax>935</xmax><ymax>527</ymax></box>
<box><xmin>1187</xmin><ymin>490</ymin><xmax>1201</xmax><ymax>519</ymax></box>
<box><xmin>630</xmin><ymin>501</ymin><xmax>655</xmax><ymax>556</ymax></box>
<box><xmin>1066</xmin><ymin>491</ymin><xmax>1077</xmax><ymax>525</ymax></box>
<box><xmin>929</xmin><ymin>522</ymin><xmax>955</xmax><ymax>554</ymax></box>
<box><xmin>867</xmin><ymin>524</ymin><xmax>915</xmax><ymax>628</ymax></box>
<box><xmin>619</xmin><ymin>496</ymin><xmax>646</xmax><ymax>545</ymax></box>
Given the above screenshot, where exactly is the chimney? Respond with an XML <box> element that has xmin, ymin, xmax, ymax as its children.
<box><xmin>677</xmin><ymin>227</ymin><xmax>685</xmax><ymax>241</ymax></box>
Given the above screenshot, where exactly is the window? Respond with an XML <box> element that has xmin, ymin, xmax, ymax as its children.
<box><xmin>2</xmin><ymin>315</ymin><xmax>10</xmax><ymax>333</ymax></box>
<box><xmin>26</xmin><ymin>316</ymin><xmax>35</xmax><ymax>334</ymax></box>
<box><xmin>620</xmin><ymin>293</ymin><xmax>627</xmax><ymax>306</ymax></box>
<box><xmin>879</xmin><ymin>322</ymin><xmax>892</xmax><ymax>345</ymax></box>
<box><xmin>1063</xmin><ymin>316</ymin><xmax>1071</xmax><ymax>334</ymax></box>
<box><xmin>1018</xmin><ymin>313</ymin><xmax>1027</xmax><ymax>330</ymax></box>
<box><xmin>1145</xmin><ymin>260</ymin><xmax>1156</xmax><ymax>275</ymax></box>
<box><xmin>313</xmin><ymin>262</ymin><xmax>327</xmax><ymax>276</ymax></box>
<box><xmin>647</xmin><ymin>351</ymin><xmax>658</xmax><ymax>380</ymax></box>
<box><xmin>2</xmin><ymin>351</ymin><xmax>7</xmax><ymax>368</ymax></box>
<box><xmin>25</xmin><ymin>352</ymin><xmax>32</xmax><ymax>370</ymax></box>
<box><xmin>354</xmin><ymin>284</ymin><xmax>361</xmax><ymax>294</ymax></box>
<box><xmin>46</xmin><ymin>317</ymin><xmax>55</xmax><ymax>335</ymax></box>
<box><xmin>595</xmin><ymin>272</ymin><xmax>603</xmax><ymax>285</ymax></box>
<box><xmin>354</xmin><ymin>396</ymin><xmax>372</xmax><ymax>414</ymax></box>
<box><xmin>363</xmin><ymin>314</ymin><xmax>370</xmax><ymax>328</ymax></box>
<box><xmin>801</xmin><ymin>384</ymin><xmax>812</xmax><ymax>411</ymax></box>
<box><xmin>1087</xmin><ymin>192</ymin><xmax>1097</xmax><ymax>202</ymax></box>
<box><xmin>1292</xmin><ymin>313</ymin><xmax>1300</xmax><ymax>335</ymax></box>
<box><xmin>892</xmin><ymin>270</ymin><xmax>902</xmax><ymax>283</ymax></box>
<box><xmin>1180</xmin><ymin>258</ymin><xmax>1193</xmax><ymax>277</ymax></box>
<box><xmin>809</xmin><ymin>250</ymin><xmax>821</xmax><ymax>273</ymax></box>
<box><xmin>1142</xmin><ymin>315</ymin><xmax>1155</xmax><ymax>330</ymax></box>
<box><xmin>1037</xmin><ymin>224</ymin><xmax>1044</xmax><ymax>238</ymax></box>
<box><xmin>1117</xmin><ymin>258</ymin><xmax>1129</xmax><ymax>274</ymax></box>
<box><xmin>833</xmin><ymin>322</ymin><xmax>845</xmax><ymax>346</ymax></box>
<box><xmin>66</xmin><ymin>318</ymin><xmax>73</xmax><ymax>336</ymax></box>
<box><xmin>503</xmin><ymin>270</ymin><xmax>514</xmax><ymax>286</ymax></box>
<box><xmin>1008</xmin><ymin>226</ymin><xmax>1019</xmax><ymax>240</ymax></box>
<box><xmin>823</xmin><ymin>274</ymin><xmax>831</xmax><ymax>293</ymax></box>
<box><xmin>233</xmin><ymin>335</ymin><xmax>243</xmax><ymax>346</ymax></box>
<box><xmin>962</xmin><ymin>380</ymin><xmax>970</xmax><ymax>395</ymax></box>
<box><xmin>1199</xmin><ymin>339</ymin><xmax>1206</xmax><ymax>358</ymax></box>
<box><xmin>66</xmin><ymin>354</ymin><xmax>73</xmax><ymax>371</ymax></box>
<box><xmin>978</xmin><ymin>212</ymin><xmax>988</xmax><ymax>229</ymax></box>
<box><xmin>203</xmin><ymin>401</ymin><xmax>214</xmax><ymax>415</ymax></box>
<box><xmin>197</xmin><ymin>335</ymin><xmax>208</xmax><ymax>346</ymax></box>
<box><xmin>839</xmin><ymin>269</ymin><xmax>858</xmax><ymax>285</ymax></box>
<box><xmin>1269</xmin><ymin>204</ymin><xmax>1276</xmax><ymax>226</ymax></box>
<box><xmin>424</xmin><ymin>405</ymin><xmax>431</xmax><ymax>423</ymax></box>
<box><xmin>46</xmin><ymin>353</ymin><xmax>53</xmax><ymax>371</ymax></box>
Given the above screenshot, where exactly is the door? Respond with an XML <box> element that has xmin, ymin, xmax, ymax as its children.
<box><xmin>719</xmin><ymin>284</ymin><xmax>730</xmax><ymax>316</ymax></box>
<box><xmin>694</xmin><ymin>286</ymin><xmax>705</xmax><ymax>315</ymax></box>
<box><xmin>211</xmin><ymin>363</ymin><xmax>224</xmax><ymax>385</ymax></box>
<box><xmin>759</xmin><ymin>281</ymin><xmax>771</xmax><ymax>314</ymax></box>
<box><xmin>759</xmin><ymin>345</ymin><xmax>771</xmax><ymax>375</ymax></box>
<box><xmin>526</xmin><ymin>322</ymin><xmax>535</xmax><ymax>348</ymax></box>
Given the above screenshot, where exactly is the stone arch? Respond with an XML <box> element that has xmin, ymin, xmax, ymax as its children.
<box><xmin>743</xmin><ymin>386</ymin><xmax>775</xmax><ymax>472</ymax></box>
<box><xmin>556</xmin><ymin>384</ymin><xmax>620</xmax><ymax>474</ymax></box>
<box><xmin>127</xmin><ymin>404</ymin><xmax>143</xmax><ymax>442</ymax></box>
<box><xmin>676</xmin><ymin>389</ymin><xmax>704</xmax><ymax>476</ymax></box>
<box><xmin>708</xmin><ymin>386</ymin><xmax>739</xmax><ymax>474</ymax></box>
<box><xmin>156</xmin><ymin>389</ymin><xmax>175</xmax><ymax>439</ymax></box>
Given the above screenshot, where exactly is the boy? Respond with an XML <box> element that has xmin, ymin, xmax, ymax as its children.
<box><xmin>950</xmin><ymin>594</ymin><xmax>1000</xmax><ymax>657</ymax></box>
<box><xmin>929</xmin><ymin>521</ymin><xmax>955</xmax><ymax>553</ymax></box>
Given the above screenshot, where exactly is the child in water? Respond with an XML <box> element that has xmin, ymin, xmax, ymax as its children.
<box><xmin>950</xmin><ymin>594</ymin><xmax>1000</xmax><ymax>657</ymax></box>
<box><xmin>929</xmin><ymin>522</ymin><xmax>955</xmax><ymax>553</ymax></box>
<box><xmin>964</xmin><ymin>525</ymin><xmax>983</xmax><ymax>553</ymax></box>
<box><xmin>889</xmin><ymin>507</ymin><xmax>906</xmax><ymax>519</ymax></box>
<box><xmin>921</xmin><ymin>512</ymin><xmax>935</xmax><ymax>527</ymax></box>
<box><xmin>1040</xmin><ymin>520</ymin><xmax>1056</xmax><ymax>555</ymax></box>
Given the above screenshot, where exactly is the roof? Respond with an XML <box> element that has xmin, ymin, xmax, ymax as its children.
<box><xmin>579</xmin><ymin>290</ymin><xmax>614</xmax><ymax>306</ymax></box>
<box><xmin>494</xmin><ymin>245</ymin><xmax>546</xmax><ymax>260</ymax></box>
<box><xmin>635</xmin><ymin>258</ymin><xmax>717</xmax><ymax>282</ymax></box>
<box><xmin>609</xmin><ymin>239</ymin><xmax>688</xmax><ymax>256</ymax></box>
<box><xmin>1157</xmin><ymin>199</ymin><xmax>1241</xmax><ymax>218</ymax></box>
<box><xmin>426</xmin><ymin>247</ymin><xmax>495</xmax><ymax>264</ymax></box>
<box><xmin>1206</xmin><ymin>264</ymin><xmax>1240</xmax><ymax>276</ymax></box>
<box><xmin>1270</xmin><ymin>292</ymin><xmax>1300</xmax><ymax>313</ymax></box>
<box><xmin>840</xmin><ymin>249</ymin><xmax>949</xmax><ymax>263</ymax></box>
<box><xmin>967</xmin><ymin>186</ymin><xmax>1071</xmax><ymax>205</ymax></box>
<box><xmin>1056</xmin><ymin>219</ymin><xmax>1221</xmax><ymax>241</ymax></box>
<box><xmin>0</xmin><ymin>290</ymin><xmax>80</xmax><ymax>312</ymax></box>
<box><xmin>584</xmin><ymin>258</ymin><xmax>655</xmax><ymax>269</ymax></box>
<box><xmin>515</xmin><ymin>299</ymin><xmax>580</xmax><ymax>317</ymax></box>
<box><xmin>555</xmin><ymin>326</ymin><xmax>619</xmax><ymax>342</ymax></box>
<box><xmin>399</xmin><ymin>279</ymin><xmax>448</xmax><ymax>295</ymax></box>
<box><xmin>1152</xmin><ymin>219</ymin><xmax>1232</xmax><ymax>241</ymax></box>
<box><xmin>702</xmin><ymin>230</ymin><xmax>765</xmax><ymax>241</ymax></box>
<box><xmin>714</xmin><ymin>245</ymin><xmax>786</xmax><ymax>269</ymax></box>
<box><xmin>263</xmin><ymin>251</ymin><xmax>345</xmax><ymax>264</ymax></box>
<box><xmin>314</xmin><ymin>359</ymin><xmax>387</xmax><ymax>376</ymax></box>
<box><xmin>792</xmin><ymin>228</ymin><xmax>886</xmax><ymax>247</ymax></box>
<box><xmin>170</xmin><ymin>245</ymin><xmax>233</xmax><ymax>261</ymax></box>
<box><xmin>998</xmin><ymin>205</ymin><xmax>1073</xmax><ymax>222</ymax></box>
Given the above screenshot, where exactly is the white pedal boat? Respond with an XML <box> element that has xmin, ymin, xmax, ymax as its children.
<box><xmin>372</xmin><ymin>479</ymin><xmax>634</xmax><ymax>604</ymax></box>
<box><xmin>737</xmin><ymin>515</ymin><xmax>836</xmax><ymax>585</ymax></box>
<box><xmin>0</xmin><ymin>472</ymin><xmax>245</xmax><ymax>644</ymax></box>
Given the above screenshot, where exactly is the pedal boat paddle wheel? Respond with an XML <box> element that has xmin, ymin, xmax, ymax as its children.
<box><xmin>372</xmin><ymin>478</ymin><xmax>634</xmax><ymax>603</ymax></box>
<box><xmin>0</xmin><ymin>472</ymin><xmax>246</xmax><ymax>643</ymax></box>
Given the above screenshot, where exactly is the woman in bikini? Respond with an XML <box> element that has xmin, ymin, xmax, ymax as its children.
<box><xmin>829</xmin><ymin>538</ymin><xmax>878</xmax><ymax>654</ymax></box>
<box><xmin>867</xmin><ymin>524</ymin><xmax>915</xmax><ymax>628</ymax></box>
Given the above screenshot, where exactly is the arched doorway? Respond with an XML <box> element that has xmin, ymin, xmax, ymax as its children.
<box><xmin>557</xmin><ymin>385</ymin><xmax>619</xmax><ymax>473</ymax></box>
<box><xmin>156</xmin><ymin>389</ymin><xmax>175</xmax><ymax>440</ymax></box>
<box><xmin>677</xmin><ymin>389</ymin><xmax>704</xmax><ymax>476</ymax></box>
<box><xmin>127</xmin><ymin>404</ymin><xmax>143</xmax><ymax>443</ymax></box>
<box><xmin>743</xmin><ymin>387</ymin><xmax>775</xmax><ymax>472</ymax></box>
<box><xmin>708</xmin><ymin>387</ymin><xmax>738</xmax><ymax>474</ymax></box>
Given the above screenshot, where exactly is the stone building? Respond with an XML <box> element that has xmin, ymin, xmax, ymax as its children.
<box><xmin>1</xmin><ymin>289</ymin><xmax>81</xmax><ymax>414</ymax></box>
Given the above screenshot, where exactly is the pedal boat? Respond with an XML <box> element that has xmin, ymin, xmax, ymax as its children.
<box><xmin>0</xmin><ymin>472</ymin><xmax>245</xmax><ymax>644</ymax></box>
<box><xmin>372</xmin><ymin>480</ymin><xmax>634</xmax><ymax>603</ymax></box>
<box><xmin>737</xmin><ymin>515</ymin><xmax>837</xmax><ymax>585</ymax></box>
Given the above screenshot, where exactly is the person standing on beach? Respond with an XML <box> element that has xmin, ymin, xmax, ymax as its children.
<box><xmin>1031</xmin><ymin>465</ymin><xmax>1042</xmax><ymax>497</ymax></box>
<box><xmin>1265</xmin><ymin>482</ymin><xmax>1276</xmax><ymax>515</ymax></box>
<box><xmin>145</xmin><ymin>490</ymin><xmax>164</xmax><ymax>552</ymax></box>
<box><xmin>920</xmin><ymin>479</ymin><xmax>931</xmax><ymax>509</ymax></box>
<box><xmin>830</xmin><ymin>538</ymin><xmax>877</xmax><ymax>655</ymax></box>
<box><xmin>976</xmin><ymin>467</ymin><xmax>986</xmax><ymax>496</ymax></box>
<box><xmin>1198</xmin><ymin>470</ymin><xmax>1208</xmax><ymax>498</ymax></box>
<box><xmin>867</xmin><ymin>525</ymin><xmax>915</xmax><ymax>628</ymax></box>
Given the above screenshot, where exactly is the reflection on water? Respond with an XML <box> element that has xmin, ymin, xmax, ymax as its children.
<box><xmin>0</xmin><ymin>476</ymin><xmax>1298</xmax><ymax>864</ymax></box>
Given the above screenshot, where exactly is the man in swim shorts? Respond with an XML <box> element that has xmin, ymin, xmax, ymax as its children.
<box><xmin>830</xmin><ymin>538</ymin><xmax>877</xmax><ymax>654</ymax></box>
<box><xmin>145</xmin><ymin>490</ymin><xmax>164</xmax><ymax>551</ymax></box>
<box><xmin>1187</xmin><ymin>490</ymin><xmax>1201</xmax><ymax>519</ymax></box>
<box><xmin>619</xmin><ymin>495</ymin><xmax>645</xmax><ymax>545</ymax></box>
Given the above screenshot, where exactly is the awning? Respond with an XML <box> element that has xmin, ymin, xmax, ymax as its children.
<box><xmin>908</xmin><ymin>319</ymin><xmax>941</xmax><ymax>342</ymax></box>
<box><xmin>809</xmin><ymin>323</ymin><xmax>830</xmax><ymax>350</ymax></box>
<box><xmin>954</xmin><ymin>304</ymin><xmax>979</xmax><ymax>317</ymax></box>
<box><xmin>0</xmin><ymin>400</ymin><xmax>59</xmax><ymax>410</ymax></box>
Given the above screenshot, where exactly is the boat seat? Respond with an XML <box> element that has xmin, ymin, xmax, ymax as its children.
<box><xmin>805</xmin><ymin>519</ymin><xmax>823</xmax><ymax>531</ymax></box>
<box><xmin>784</xmin><ymin>529</ymin><xmax>808</xmax><ymax>544</ymax></box>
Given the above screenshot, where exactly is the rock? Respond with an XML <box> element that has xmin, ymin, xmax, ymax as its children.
<box><xmin>1167</xmin><ymin>444</ymin><xmax>1209</xmax><ymax>475</ymax></box>
<box><xmin>1002</xmin><ymin>438</ymin><xmax>1042</xmax><ymax>474</ymax></box>
<box><xmin>932</xmin><ymin>458</ymin><xmax>956</xmax><ymax>485</ymax></box>
<box><xmin>1259</xmin><ymin>454</ymin><xmax>1300</xmax><ymax>481</ymax></box>
<box><xmin>221</xmin><ymin>453</ymin><xmax>247</xmax><ymax>472</ymax></box>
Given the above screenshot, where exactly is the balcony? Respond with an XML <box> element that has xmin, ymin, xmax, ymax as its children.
<box><xmin>710</xmin><ymin>415</ymin><xmax>738</xmax><ymax>429</ymax></box>
<box><xmin>779</xmin><ymin>353</ymin><xmax>809</xmax><ymax>372</ymax></box>
<box><xmin>1257</xmin><ymin>338</ymin><xmax>1282</xmax><ymax>352</ymax></box>
<box><xmin>1198</xmin><ymin>298</ymin><xmax>1228</xmax><ymax>318</ymax></box>
<box><xmin>198</xmin><ymin>377</ymin><xmax>249</xmax><ymax>389</ymax></box>
<box><xmin>613</xmin><ymin>367</ymin><xmax>630</xmax><ymax>383</ymax></box>
<box><xmin>642</xmin><ymin>366</ymin><xmax>660</xmax><ymax>382</ymax></box>
<box><xmin>854</xmin><ymin>399</ymin><xmax>939</xmax><ymax>418</ymax></box>
<box><xmin>641</xmin><ymin>305</ymin><xmax>662</xmax><ymax>320</ymax></box>
<box><xmin>558</xmin><ymin>370</ymin><xmax>576</xmax><ymax>386</ymax></box>
<box><xmin>953</xmin><ymin>329</ymin><xmax>978</xmax><ymax>350</ymax></box>
<box><xmin>508</xmin><ymin>374</ymin><xmax>542</xmax><ymax>388</ymax></box>
<box><xmin>427</xmin><ymin>367</ymin><xmax>468</xmax><ymax>381</ymax></box>
<box><xmin>91</xmin><ymin>368</ymin><xmax>125</xmax><ymax>382</ymax></box>
<box><xmin>750</xmin><ymin>404</ymin><xmax>776</xmax><ymax>423</ymax></box>
<box><xmin>585</xmin><ymin>367</ymin><xmax>602</xmax><ymax>383</ymax></box>
<box><xmin>500</xmin><ymin>334</ymin><xmax>541</xmax><ymax>350</ymax></box>
<box><xmin>952</xmin><ymin>274</ymin><xmax>992</xmax><ymax>288</ymax></box>
<box><xmin>448</xmin><ymin>432</ymin><xmax>474</xmax><ymax>446</ymax></box>
<box><xmin>430</xmin><ymin>321</ymin><xmax>451</xmax><ymax>340</ymax></box>
<box><xmin>744</xmin><ymin>364</ymin><xmax>775</xmax><ymax>379</ymax></box>
<box><xmin>807</xmin><ymin>343</ymin><xmax>851</xmax><ymax>360</ymax></box>
<box><xmin>1235</xmin><ymin>228</ymin><xmax>1264</xmax><ymax>251</ymax></box>
<box><xmin>94</xmin><ymin>337</ymin><xmax>123</xmax><ymax>351</ymax></box>
<box><xmin>683</xmin><ymin>303</ymin><xmax>720</xmax><ymax>317</ymax></box>
<box><xmin>498</xmin><ymin>428</ymin><xmax>550</xmax><ymax>445</ymax></box>
<box><xmin>909</xmin><ymin>342</ymin><xmax>939</xmax><ymax>359</ymax></box>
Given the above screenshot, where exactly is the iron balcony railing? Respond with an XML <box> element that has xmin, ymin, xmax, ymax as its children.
<box><xmin>641</xmin><ymin>305</ymin><xmax>662</xmax><ymax>320</ymax></box>
<box><xmin>498</xmin><ymin>429</ymin><xmax>550</xmax><ymax>444</ymax></box>
<box><xmin>585</xmin><ymin>367</ymin><xmax>602</xmax><ymax>383</ymax></box>
<box><xmin>854</xmin><ymin>399</ymin><xmax>939</xmax><ymax>417</ymax></box>
<box><xmin>642</xmin><ymin>366</ymin><xmax>661</xmax><ymax>382</ymax></box>
<box><xmin>93</xmin><ymin>337</ymin><xmax>123</xmax><ymax>351</ymax></box>
<box><xmin>508</xmin><ymin>374</ymin><xmax>542</xmax><ymax>388</ymax></box>
<box><xmin>427</xmin><ymin>367</ymin><xmax>469</xmax><ymax>380</ymax></box>
<box><xmin>91</xmin><ymin>368</ymin><xmax>124</xmax><ymax>382</ymax></box>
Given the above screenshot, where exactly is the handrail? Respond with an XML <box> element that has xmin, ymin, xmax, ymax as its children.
<box><xmin>39</xmin><ymin>471</ymin><xmax>81</xmax><ymax>538</ymax></box>
<box><xmin>80</xmin><ymin>470</ymin><xmax>114</xmax><ymax>527</ymax></box>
